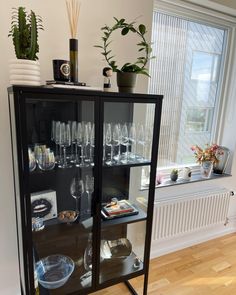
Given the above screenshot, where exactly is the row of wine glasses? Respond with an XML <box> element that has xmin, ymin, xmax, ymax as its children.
<box><xmin>50</xmin><ymin>120</ymin><xmax>152</xmax><ymax>168</ymax></box>
<box><xmin>70</xmin><ymin>174</ymin><xmax>94</xmax><ymax>214</ymax></box>
<box><xmin>51</xmin><ymin>120</ymin><xmax>95</xmax><ymax>168</ymax></box>
<box><xmin>103</xmin><ymin>123</ymin><xmax>152</xmax><ymax>165</ymax></box>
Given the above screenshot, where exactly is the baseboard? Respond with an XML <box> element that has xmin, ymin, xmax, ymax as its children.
<box><xmin>150</xmin><ymin>221</ymin><xmax>236</xmax><ymax>258</ymax></box>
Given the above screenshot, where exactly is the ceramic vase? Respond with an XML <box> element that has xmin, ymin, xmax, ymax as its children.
<box><xmin>200</xmin><ymin>161</ymin><xmax>213</xmax><ymax>178</ymax></box>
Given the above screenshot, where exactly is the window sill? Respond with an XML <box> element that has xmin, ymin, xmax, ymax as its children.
<box><xmin>140</xmin><ymin>172</ymin><xmax>231</xmax><ymax>191</ymax></box>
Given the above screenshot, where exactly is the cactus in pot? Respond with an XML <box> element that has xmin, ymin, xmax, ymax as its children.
<box><xmin>9</xmin><ymin>7</ymin><xmax>43</xmax><ymax>60</ymax></box>
<box><xmin>170</xmin><ymin>169</ymin><xmax>178</xmax><ymax>182</ymax></box>
<box><xmin>8</xmin><ymin>7</ymin><xmax>43</xmax><ymax>86</ymax></box>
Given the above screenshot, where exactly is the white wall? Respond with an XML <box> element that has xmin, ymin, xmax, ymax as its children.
<box><xmin>0</xmin><ymin>1</ymin><xmax>153</xmax><ymax>294</ymax></box>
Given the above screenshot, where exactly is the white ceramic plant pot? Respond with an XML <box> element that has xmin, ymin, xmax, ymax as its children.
<box><xmin>9</xmin><ymin>59</ymin><xmax>41</xmax><ymax>86</ymax></box>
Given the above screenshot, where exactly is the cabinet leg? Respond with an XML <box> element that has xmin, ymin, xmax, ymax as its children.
<box><xmin>124</xmin><ymin>281</ymin><xmax>138</xmax><ymax>295</ymax></box>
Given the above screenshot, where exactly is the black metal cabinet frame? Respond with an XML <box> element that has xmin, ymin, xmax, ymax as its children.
<box><xmin>8</xmin><ymin>86</ymin><xmax>163</xmax><ymax>295</ymax></box>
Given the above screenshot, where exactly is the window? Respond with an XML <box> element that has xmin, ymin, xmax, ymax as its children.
<box><xmin>148</xmin><ymin>8</ymin><xmax>228</xmax><ymax>169</ymax></box>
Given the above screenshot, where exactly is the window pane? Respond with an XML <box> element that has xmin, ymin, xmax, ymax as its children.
<box><xmin>148</xmin><ymin>12</ymin><xmax>226</xmax><ymax>168</ymax></box>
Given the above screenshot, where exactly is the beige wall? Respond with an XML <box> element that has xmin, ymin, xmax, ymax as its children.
<box><xmin>210</xmin><ymin>0</ymin><xmax>236</xmax><ymax>9</ymax></box>
<box><xmin>0</xmin><ymin>1</ymin><xmax>153</xmax><ymax>294</ymax></box>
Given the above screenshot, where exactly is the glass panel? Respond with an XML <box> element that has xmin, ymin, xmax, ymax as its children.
<box><xmin>102</xmin><ymin>102</ymin><xmax>155</xmax><ymax>166</ymax></box>
<box><xmin>99</xmin><ymin>221</ymin><xmax>146</xmax><ymax>284</ymax></box>
<box><xmin>27</xmin><ymin>97</ymin><xmax>94</xmax><ymax>294</ymax></box>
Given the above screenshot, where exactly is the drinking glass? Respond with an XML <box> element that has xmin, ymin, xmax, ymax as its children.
<box><xmin>85</xmin><ymin>175</ymin><xmax>94</xmax><ymax>214</ymax></box>
<box><xmin>137</xmin><ymin>124</ymin><xmax>146</xmax><ymax>162</ymax></box>
<box><xmin>70</xmin><ymin>176</ymin><xmax>84</xmax><ymax>214</ymax></box>
<box><xmin>55</xmin><ymin>121</ymin><xmax>61</xmax><ymax>163</ymax></box>
<box><xmin>121</xmin><ymin>123</ymin><xmax>130</xmax><ymax>164</ymax></box>
<box><xmin>129</xmin><ymin>123</ymin><xmax>137</xmax><ymax>162</ymax></box>
<box><xmin>113</xmin><ymin>124</ymin><xmax>121</xmax><ymax>163</ymax></box>
<box><xmin>90</xmin><ymin>123</ymin><xmax>95</xmax><ymax>166</ymax></box>
<box><xmin>58</xmin><ymin>123</ymin><xmax>72</xmax><ymax>168</ymax></box>
<box><xmin>70</xmin><ymin>121</ymin><xmax>77</xmax><ymax>163</ymax></box>
<box><xmin>84</xmin><ymin>123</ymin><xmax>91</xmax><ymax>166</ymax></box>
<box><xmin>37</xmin><ymin>148</ymin><xmax>55</xmax><ymax>171</ymax></box>
<box><xmin>105</xmin><ymin>123</ymin><xmax>114</xmax><ymax>165</ymax></box>
<box><xmin>28</xmin><ymin>148</ymin><xmax>37</xmax><ymax>172</ymax></box>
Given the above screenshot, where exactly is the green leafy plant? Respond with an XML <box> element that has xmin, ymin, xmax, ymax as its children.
<box><xmin>95</xmin><ymin>17</ymin><xmax>154</xmax><ymax>76</ymax></box>
<box><xmin>171</xmin><ymin>169</ymin><xmax>178</xmax><ymax>175</ymax></box>
<box><xmin>8</xmin><ymin>7</ymin><xmax>43</xmax><ymax>60</ymax></box>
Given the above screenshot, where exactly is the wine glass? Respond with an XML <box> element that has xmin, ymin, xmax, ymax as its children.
<box><xmin>121</xmin><ymin>123</ymin><xmax>130</xmax><ymax>164</ymax></box>
<box><xmin>137</xmin><ymin>124</ymin><xmax>145</xmax><ymax>162</ymax></box>
<box><xmin>113</xmin><ymin>123</ymin><xmax>121</xmax><ymax>163</ymax></box>
<box><xmin>55</xmin><ymin>121</ymin><xmax>61</xmax><ymax>164</ymax></box>
<box><xmin>70</xmin><ymin>176</ymin><xmax>84</xmax><ymax>214</ymax></box>
<box><xmin>90</xmin><ymin>123</ymin><xmax>95</xmax><ymax>166</ymax></box>
<box><xmin>85</xmin><ymin>175</ymin><xmax>94</xmax><ymax>214</ymax></box>
<box><xmin>105</xmin><ymin>123</ymin><xmax>114</xmax><ymax>165</ymax></box>
<box><xmin>129</xmin><ymin>123</ymin><xmax>137</xmax><ymax>162</ymax></box>
<box><xmin>76</xmin><ymin>122</ymin><xmax>86</xmax><ymax>167</ymax></box>
<box><xmin>58</xmin><ymin>123</ymin><xmax>72</xmax><ymax>168</ymax></box>
<box><xmin>70</xmin><ymin>121</ymin><xmax>77</xmax><ymax>163</ymax></box>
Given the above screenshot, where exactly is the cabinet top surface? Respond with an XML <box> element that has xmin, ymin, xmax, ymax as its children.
<box><xmin>8</xmin><ymin>85</ymin><xmax>163</xmax><ymax>101</ymax></box>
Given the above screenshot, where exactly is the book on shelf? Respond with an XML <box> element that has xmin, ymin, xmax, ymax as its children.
<box><xmin>101</xmin><ymin>199</ymin><xmax>139</xmax><ymax>220</ymax></box>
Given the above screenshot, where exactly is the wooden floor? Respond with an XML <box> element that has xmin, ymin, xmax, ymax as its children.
<box><xmin>92</xmin><ymin>233</ymin><xmax>236</xmax><ymax>294</ymax></box>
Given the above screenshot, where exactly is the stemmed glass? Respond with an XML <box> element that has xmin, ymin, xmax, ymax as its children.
<box><xmin>76</xmin><ymin>122</ymin><xmax>86</xmax><ymax>167</ymax></box>
<box><xmin>54</xmin><ymin>121</ymin><xmax>61</xmax><ymax>163</ymax></box>
<box><xmin>85</xmin><ymin>175</ymin><xmax>94</xmax><ymax>214</ymax></box>
<box><xmin>90</xmin><ymin>124</ymin><xmax>95</xmax><ymax>166</ymax></box>
<box><xmin>129</xmin><ymin>123</ymin><xmax>137</xmax><ymax>162</ymax></box>
<box><xmin>70</xmin><ymin>176</ymin><xmax>84</xmax><ymax>214</ymax></box>
<box><xmin>70</xmin><ymin>121</ymin><xmax>77</xmax><ymax>163</ymax></box>
<box><xmin>105</xmin><ymin>123</ymin><xmax>115</xmax><ymax>165</ymax></box>
<box><xmin>58</xmin><ymin>122</ymin><xmax>72</xmax><ymax>168</ymax></box>
<box><xmin>137</xmin><ymin>124</ymin><xmax>146</xmax><ymax>162</ymax></box>
<box><xmin>121</xmin><ymin>123</ymin><xmax>130</xmax><ymax>164</ymax></box>
<box><xmin>113</xmin><ymin>124</ymin><xmax>121</xmax><ymax>163</ymax></box>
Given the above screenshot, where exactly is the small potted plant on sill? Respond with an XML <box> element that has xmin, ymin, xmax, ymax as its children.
<box><xmin>95</xmin><ymin>17</ymin><xmax>153</xmax><ymax>93</ymax></box>
<box><xmin>191</xmin><ymin>144</ymin><xmax>221</xmax><ymax>179</ymax></box>
<box><xmin>170</xmin><ymin>169</ymin><xmax>178</xmax><ymax>182</ymax></box>
<box><xmin>8</xmin><ymin>7</ymin><xmax>43</xmax><ymax>86</ymax></box>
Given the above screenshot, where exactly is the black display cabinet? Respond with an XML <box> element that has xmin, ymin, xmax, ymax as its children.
<box><xmin>8</xmin><ymin>86</ymin><xmax>163</xmax><ymax>295</ymax></box>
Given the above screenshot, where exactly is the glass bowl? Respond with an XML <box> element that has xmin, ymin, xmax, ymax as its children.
<box><xmin>58</xmin><ymin>210</ymin><xmax>78</xmax><ymax>224</ymax></box>
<box><xmin>36</xmin><ymin>254</ymin><xmax>75</xmax><ymax>289</ymax></box>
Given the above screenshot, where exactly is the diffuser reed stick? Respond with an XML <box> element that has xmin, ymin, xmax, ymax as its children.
<box><xmin>66</xmin><ymin>0</ymin><xmax>81</xmax><ymax>83</ymax></box>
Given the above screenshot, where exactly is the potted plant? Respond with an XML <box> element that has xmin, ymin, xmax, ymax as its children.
<box><xmin>170</xmin><ymin>169</ymin><xmax>178</xmax><ymax>182</ymax></box>
<box><xmin>191</xmin><ymin>144</ymin><xmax>220</xmax><ymax>178</ymax></box>
<box><xmin>8</xmin><ymin>7</ymin><xmax>43</xmax><ymax>86</ymax></box>
<box><xmin>95</xmin><ymin>17</ymin><xmax>153</xmax><ymax>93</ymax></box>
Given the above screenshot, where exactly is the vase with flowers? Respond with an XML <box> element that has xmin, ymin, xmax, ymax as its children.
<box><xmin>191</xmin><ymin>144</ymin><xmax>220</xmax><ymax>178</ymax></box>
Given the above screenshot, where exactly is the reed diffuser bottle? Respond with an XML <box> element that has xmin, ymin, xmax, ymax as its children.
<box><xmin>66</xmin><ymin>0</ymin><xmax>81</xmax><ymax>83</ymax></box>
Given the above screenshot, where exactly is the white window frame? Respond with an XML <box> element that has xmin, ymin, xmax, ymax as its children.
<box><xmin>150</xmin><ymin>0</ymin><xmax>236</xmax><ymax>174</ymax></box>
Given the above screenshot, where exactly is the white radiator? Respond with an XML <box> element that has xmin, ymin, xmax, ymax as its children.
<box><xmin>153</xmin><ymin>188</ymin><xmax>231</xmax><ymax>240</ymax></box>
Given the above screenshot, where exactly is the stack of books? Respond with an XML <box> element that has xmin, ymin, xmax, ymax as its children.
<box><xmin>101</xmin><ymin>200</ymin><xmax>138</xmax><ymax>220</ymax></box>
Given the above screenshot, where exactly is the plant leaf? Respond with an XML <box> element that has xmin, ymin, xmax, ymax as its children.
<box><xmin>139</xmin><ymin>24</ymin><xmax>146</xmax><ymax>35</ymax></box>
<box><xmin>121</xmin><ymin>27</ymin><xmax>129</xmax><ymax>35</ymax></box>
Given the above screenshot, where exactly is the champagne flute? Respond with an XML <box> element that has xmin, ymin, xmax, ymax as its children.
<box><xmin>121</xmin><ymin>123</ymin><xmax>130</xmax><ymax>164</ymax></box>
<box><xmin>85</xmin><ymin>175</ymin><xmax>94</xmax><ymax>214</ymax></box>
<box><xmin>70</xmin><ymin>121</ymin><xmax>77</xmax><ymax>163</ymax></box>
<box><xmin>129</xmin><ymin>123</ymin><xmax>137</xmax><ymax>162</ymax></box>
<box><xmin>58</xmin><ymin>123</ymin><xmax>72</xmax><ymax>168</ymax></box>
<box><xmin>70</xmin><ymin>176</ymin><xmax>84</xmax><ymax>214</ymax></box>
<box><xmin>137</xmin><ymin>124</ymin><xmax>145</xmax><ymax>162</ymax></box>
<box><xmin>105</xmin><ymin>123</ymin><xmax>114</xmax><ymax>165</ymax></box>
<box><xmin>76</xmin><ymin>122</ymin><xmax>86</xmax><ymax>167</ymax></box>
<box><xmin>90</xmin><ymin>123</ymin><xmax>95</xmax><ymax>166</ymax></box>
<box><xmin>113</xmin><ymin>124</ymin><xmax>121</xmax><ymax>163</ymax></box>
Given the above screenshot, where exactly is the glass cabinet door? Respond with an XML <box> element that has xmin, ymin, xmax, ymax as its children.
<box><xmin>26</xmin><ymin>96</ymin><xmax>95</xmax><ymax>294</ymax></box>
<box><xmin>99</xmin><ymin>101</ymin><xmax>155</xmax><ymax>288</ymax></box>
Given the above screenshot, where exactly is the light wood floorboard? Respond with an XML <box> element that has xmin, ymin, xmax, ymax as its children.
<box><xmin>92</xmin><ymin>233</ymin><xmax>236</xmax><ymax>294</ymax></box>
